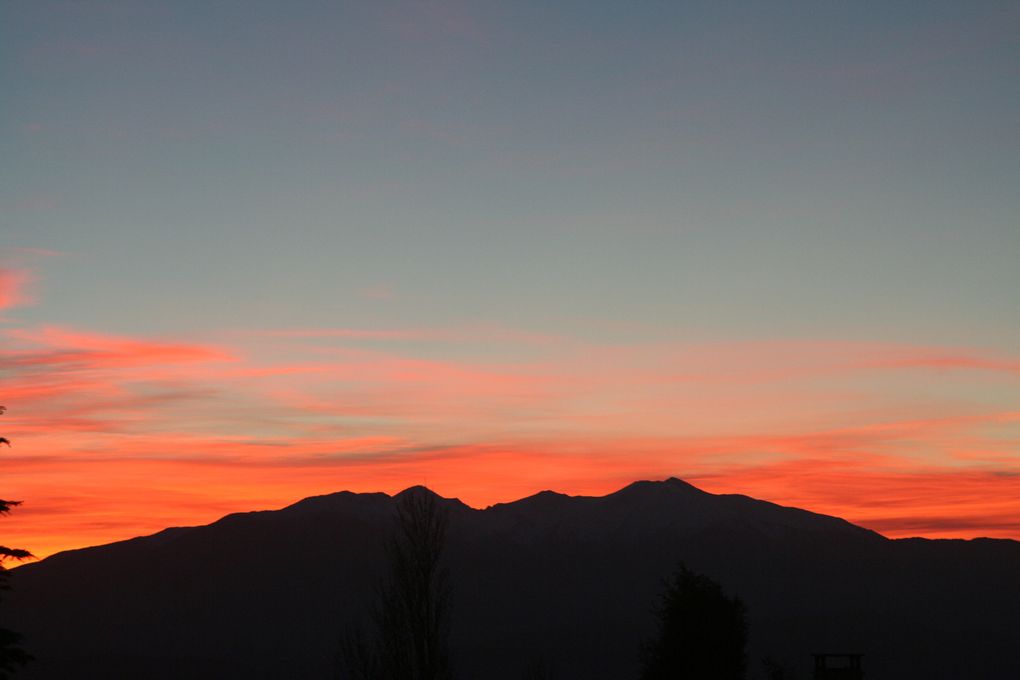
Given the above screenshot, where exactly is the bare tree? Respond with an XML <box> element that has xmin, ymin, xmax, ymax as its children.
<box><xmin>340</xmin><ymin>487</ymin><xmax>453</xmax><ymax>680</ymax></box>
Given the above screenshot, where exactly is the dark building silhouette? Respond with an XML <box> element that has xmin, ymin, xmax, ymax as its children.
<box><xmin>812</xmin><ymin>654</ymin><xmax>863</xmax><ymax>680</ymax></box>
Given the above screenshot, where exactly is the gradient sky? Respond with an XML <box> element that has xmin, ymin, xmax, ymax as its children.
<box><xmin>2</xmin><ymin>1</ymin><xmax>1019</xmax><ymax>560</ymax></box>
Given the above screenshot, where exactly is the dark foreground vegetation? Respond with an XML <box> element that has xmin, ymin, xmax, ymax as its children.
<box><xmin>334</xmin><ymin>490</ymin><xmax>750</xmax><ymax>680</ymax></box>
<box><xmin>0</xmin><ymin>407</ymin><xmax>32</xmax><ymax>679</ymax></box>
<box><xmin>6</xmin><ymin>479</ymin><xmax>1020</xmax><ymax>679</ymax></box>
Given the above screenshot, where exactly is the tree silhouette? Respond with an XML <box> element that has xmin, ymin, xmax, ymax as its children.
<box><xmin>640</xmin><ymin>563</ymin><xmax>747</xmax><ymax>680</ymax></box>
<box><xmin>339</xmin><ymin>487</ymin><xmax>453</xmax><ymax>680</ymax></box>
<box><xmin>0</xmin><ymin>407</ymin><xmax>33</xmax><ymax>678</ymax></box>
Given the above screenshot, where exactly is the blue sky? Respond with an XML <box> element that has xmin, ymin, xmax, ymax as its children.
<box><xmin>5</xmin><ymin>1</ymin><xmax>1018</xmax><ymax>345</ymax></box>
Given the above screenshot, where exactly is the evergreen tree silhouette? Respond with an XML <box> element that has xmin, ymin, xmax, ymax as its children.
<box><xmin>339</xmin><ymin>487</ymin><xmax>453</xmax><ymax>680</ymax></box>
<box><xmin>640</xmin><ymin>563</ymin><xmax>747</xmax><ymax>680</ymax></box>
<box><xmin>0</xmin><ymin>407</ymin><xmax>33</xmax><ymax>678</ymax></box>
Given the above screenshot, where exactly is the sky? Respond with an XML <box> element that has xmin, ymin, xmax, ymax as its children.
<box><xmin>2</xmin><ymin>1</ymin><xmax>1019</xmax><ymax>560</ymax></box>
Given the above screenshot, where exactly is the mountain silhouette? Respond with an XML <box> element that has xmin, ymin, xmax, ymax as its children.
<box><xmin>8</xmin><ymin>478</ymin><xmax>1020</xmax><ymax>679</ymax></box>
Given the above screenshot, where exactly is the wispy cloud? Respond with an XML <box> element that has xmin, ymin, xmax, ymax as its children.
<box><xmin>234</xmin><ymin>324</ymin><xmax>560</xmax><ymax>346</ymax></box>
<box><xmin>5</xmin><ymin>326</ymin><xmax>233</xmax><ymax>368</ymax></box>
<box><xmin>244</xmin><ymin>327</ymin><xmax>439</xmax><ymax>341</ymax></box>
<box><xmin>860</xmin><ymin>349</ymin><xmax>1020</xmax><ymax>376</ymax></box>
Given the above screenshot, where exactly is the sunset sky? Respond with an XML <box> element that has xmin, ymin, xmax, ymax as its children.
<box><xmin>3</xmin><ymin>1</ymin><xmax>1020</xmax><ymax>560</ymax></box>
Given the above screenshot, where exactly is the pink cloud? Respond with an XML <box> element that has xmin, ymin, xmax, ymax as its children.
<box><xmin>861</xmin><ymin>350</ymin><xmax>1020</xmax><ymax>375</ymax></box>
<box><xmin>5</xmin><ymin>326</ymin><xmax>234</xmax><ymax>367</ymax></box>
<box><xmin>237</xmin><ymin>324</ymin><xmax>561</xmax><ymax>346</ymax></box>
<box><xmin>0</xmin><ymin>269</ymin><xmax>34</xmax><ymax>312</ymax></box>
<box><xmin>248</xmin><ymin>327</ymin><xmax>438</xmax><ymax>341</ymax></box>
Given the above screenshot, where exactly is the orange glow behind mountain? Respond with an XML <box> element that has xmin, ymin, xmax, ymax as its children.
<box><xmin>3</xmin><ymin>267</ymin><xmax>1020</xmax><ymax>560</ymax></box>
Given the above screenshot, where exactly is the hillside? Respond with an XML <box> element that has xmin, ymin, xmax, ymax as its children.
<box><xmin>8</xmin><ymin>478</ymin><xmax>1020</xmax><ymax>679</ymax></box>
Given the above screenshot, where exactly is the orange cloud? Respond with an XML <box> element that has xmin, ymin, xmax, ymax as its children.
<box><xmin>692</xmin><ymin>460</ymin><xmax>1020</xmax><ymax>539</ymax></box>
<box><xmin>7</xmin><ymin>431</ymin><xmax>1020</xmax><ymax>561</ymax></box>
<box><xmin>4</xmin><ymin>304</ymin><xmax>1020</xmax><ymax>562</ymax></box>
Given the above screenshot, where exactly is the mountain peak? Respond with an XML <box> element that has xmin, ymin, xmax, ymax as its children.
<box><xmin>611</xmin><ymin>477</ymin><xmax>709</xmax><ymax>498</ymax></box>
<box><xmin>663</xmin><ymin>476</ymin><xmax>708</xmax><ymax>492</ymax></box>
<box><xmin>393</xmin><ymin>485</ymin><xmax>472</xmax><ymax>512</ymax></box>
<box><xmin>394</xmin><ymin>484</ymin><xmax>440</xmax><ymax>499</ymax></box>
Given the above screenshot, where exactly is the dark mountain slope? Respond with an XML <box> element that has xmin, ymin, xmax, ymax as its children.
<box><xmin>7</xmin><ymin>479</ymin><xmax>1019</xmax><ymax>679</ymax></box>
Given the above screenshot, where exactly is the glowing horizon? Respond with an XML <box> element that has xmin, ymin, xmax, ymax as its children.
<box><xmin>3</xmin><ymin>265</ymin><xmax>1020</xmax><ymax>560</ymax></box>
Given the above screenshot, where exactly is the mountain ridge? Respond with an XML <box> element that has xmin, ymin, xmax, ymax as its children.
<box><xmin>17</xmin><ymin>477</ymin><xmax>891</xmax><ymax>567</ymax></box>
<box><xmin>8</xmin><ymin>477</ymin><xmax>1019</xmax><ymax>679</ymax></box>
